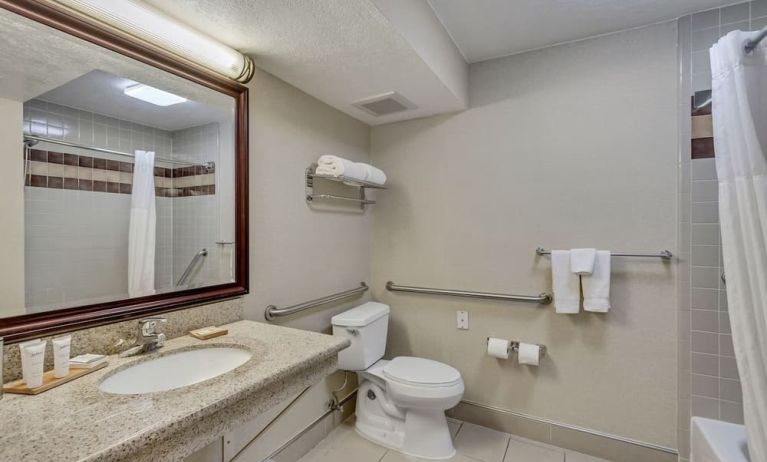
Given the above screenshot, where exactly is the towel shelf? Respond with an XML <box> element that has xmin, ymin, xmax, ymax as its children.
<box><xmin>386</xmin><ymin>281</ymin><xmax>552</xmax><ymax>305</ymax></box>
<box><xmin>306</xmin><ymin>194</ymin><xmax>376</xmax><ymax>205</ymax></box>
<box><xmin>305</xmin><ymin>164</ymin><xmax>385</xmax><ymax>210</ymax></box>
<box><xmin>535</xmin><ymin>247</ymin><xmax>673</xmax><ymax>260</ymax></box>
<box><xmin>265</xmin><ymin>282</ymin><xmax>368</xmax><ymax>321</ymax></box>
<box><xmin>309</xmin><ymin>172</ymin><xmax>388</xmax><ymax>189</ymax></box>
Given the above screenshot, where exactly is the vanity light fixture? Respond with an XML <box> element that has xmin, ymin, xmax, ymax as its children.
<box><xmin>52</xmin><ymin>0</ymin><xmax>255</xmax><ymax>83</ymax></box>
<box><xmin>124</xmin><ymin>83</ymin><xmax>187</xmax><ymax>106</ymax></box>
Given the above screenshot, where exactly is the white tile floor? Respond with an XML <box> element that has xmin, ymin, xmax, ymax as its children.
<box><xmin>296</xmin><ymin>418</ymin><xmax>611</xmax><ymax>462</ymax></box>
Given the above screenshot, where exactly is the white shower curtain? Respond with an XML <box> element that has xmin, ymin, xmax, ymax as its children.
<box><xmin>710</xmin><ymin>30</ymin><xmax>767</xmax><ymax>460</ymax></box>
<box><xmin>128</xmin><ymin>150</ymin><xmax>156</xmax><ymax>297</ymax></box>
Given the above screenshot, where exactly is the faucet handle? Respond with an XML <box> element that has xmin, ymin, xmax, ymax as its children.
<box><xmin>138</xmin><ymin>317</ymin><xmax>167</xmax><ymax>337</ymax></box>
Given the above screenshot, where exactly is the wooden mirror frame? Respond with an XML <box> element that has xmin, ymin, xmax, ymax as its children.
<box><xmin>0</xmin><ymin>0</ymin><xmax>249</xmax><ymax>343</ymax></box>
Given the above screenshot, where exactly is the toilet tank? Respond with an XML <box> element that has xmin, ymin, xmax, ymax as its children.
<box><xmin>331</xmin><ymin>302</ymin><xmax>390</xmax><ymax>371</ymax></box>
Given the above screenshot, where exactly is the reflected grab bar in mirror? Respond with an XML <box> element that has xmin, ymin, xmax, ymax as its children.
<box><xmin>265</xmin><ymin>282</ymin><xmax>368</xmax><ymax>321</ymax></box>
<box><xmin>176</xmin><ymin>249</ymin><xmax>208</xmax><ymax>287</ymax></box>
<box><xmin>386</xmin><ymin>281</ymin><xmax>552</xmax><ymax>305</ymax></box>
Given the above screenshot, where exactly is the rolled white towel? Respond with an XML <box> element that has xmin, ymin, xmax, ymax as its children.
<box><xmin>364</xmin><ymin>164</ymin><xmax>387</xmax><ymax>185</ymax></box>
<box><xmin>316</xmin><ymin>155</ymin><xmax>368</xmax><ymax>181</ymax></box>
<box><xmin>316</xmin><ymin>155</ymin><xmax>387</xmax><ymax>185</ymax></box>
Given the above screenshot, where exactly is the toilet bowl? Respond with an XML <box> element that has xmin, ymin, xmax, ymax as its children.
<box><xmin>332</xmin><ymin>302</ymin><xmax>464</xmax><ymax>460</ymax></box>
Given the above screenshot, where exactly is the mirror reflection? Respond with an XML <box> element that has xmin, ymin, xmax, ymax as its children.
<box><xmin>1</xmin><ymin>9</ymin><xmax>236</xmax><ymax>316</ymax></box>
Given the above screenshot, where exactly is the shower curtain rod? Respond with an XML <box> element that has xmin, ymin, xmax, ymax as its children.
<box><xmin>745</xmin><ymin>25</ymin><xmax>767</xmax><ymax>53</ymax></box>
<box><xmin>24</xmin><ymin>135</ymin><xmax>209</xmax><ymax>167</ymax></box>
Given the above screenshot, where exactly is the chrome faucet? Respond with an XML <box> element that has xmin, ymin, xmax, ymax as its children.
<box><xmin>119</xmin><ymin>318</ymin><xmax>167</xmax><ymax>358</ymax></box>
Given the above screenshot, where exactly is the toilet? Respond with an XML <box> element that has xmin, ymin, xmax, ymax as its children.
<box><xmin>331</xmin><ymin>302</ymin><xmax>464</xmax><ymax>460</ymax></box>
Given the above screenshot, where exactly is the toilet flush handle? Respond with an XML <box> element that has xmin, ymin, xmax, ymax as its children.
<box><xmin>346</xmin><ymin>328</ymin><xmax>359</xmax><ymax>336</ymax></box>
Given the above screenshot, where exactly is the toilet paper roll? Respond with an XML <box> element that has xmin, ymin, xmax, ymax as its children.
<box><xmin>487</xmin><ymin>337</ymin><xmax>510</xmax><ymax>359</ymax></box>
<box><xmin>517</xmin><ymin>342</ymin><xmax>540</xmax><ymax>366</ymax></box>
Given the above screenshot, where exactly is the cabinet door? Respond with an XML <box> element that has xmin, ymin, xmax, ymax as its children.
<box><xmin>185</xmin><ymin>437</ymin><xmax>224</xmax><ymax>462</ymax></box>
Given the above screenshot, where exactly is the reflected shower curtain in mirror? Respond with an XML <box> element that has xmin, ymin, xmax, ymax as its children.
<box><xmin>711</xmin><ymin>30</ymin><xmax>767</xmax><ymax>460</ymax></box>
<box><xmin>128</xmin><ymin>150</ymin><xmax>156</xmax><ymax>297</ymax></box>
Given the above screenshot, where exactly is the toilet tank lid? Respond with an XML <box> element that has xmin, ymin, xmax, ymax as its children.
<box><xmin>331</xmin><ymin>302</ymin><xmax>390</xmax><ymax>327</ymax></box>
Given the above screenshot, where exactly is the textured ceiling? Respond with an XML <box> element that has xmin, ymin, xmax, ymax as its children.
<box><xmin>428</xmin><ymin>0</ymin><xmax>739</xmax><ymax>63</ymax></box>
<box><xmin>143</xmin><ymin>0</ymin><xmax>467</xmax><ymax>125</ymax></box>
<box><xmin>39</xmin><ymin>70</ymin><xmax>230</xmax><ymax>131</ymax></box>
<box><xmin>0</xmin><ymin>8</ymin><xmax>233</xmax><ymax>130</ymax></box>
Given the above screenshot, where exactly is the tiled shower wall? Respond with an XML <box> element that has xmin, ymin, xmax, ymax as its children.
<box><xmin>23</xmin><ymin>100</ymin><xmax>223</xmax><ymax>311</ymax></box>
<box><xmin>171</xmin><ymin>123</ymin><xmax>223</xmax><ymax>287</ymax></box>
<box><xmin>677</xmin><ymin>2</ymin><xmax>760</xmax><ymax>459</ymax></box>
<box><xmin>24</xmin><ymin>100</ymin><xmax>175</xmax><ymax>309</ymax></box>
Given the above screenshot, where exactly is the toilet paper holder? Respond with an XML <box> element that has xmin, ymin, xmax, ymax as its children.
<box><xmin>486</xmin><ymin>337</ymin><xmax>547</xmax><ymax>359</ymax></box>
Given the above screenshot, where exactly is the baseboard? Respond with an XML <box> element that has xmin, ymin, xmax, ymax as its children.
<box><xmin>449</xmin><ymin>400</ymin><xmax>679</xmax><ymax>462</ymax></box>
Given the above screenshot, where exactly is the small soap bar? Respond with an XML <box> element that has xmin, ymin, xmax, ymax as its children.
<box><xmin>189</xmin><ymin>326</ymin><xmax>228</xmax><ymax>340</ymax></box>
<box><xmin>70</xmin><ymin>354</ymin><xmax>107</xmax><ymax>369</ymax></box>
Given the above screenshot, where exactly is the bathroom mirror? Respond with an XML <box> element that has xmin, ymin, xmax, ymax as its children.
<box><xmin>0</xmin><ymin>2</ymin><xmax>248</xmax><ymax>342</ymax></box>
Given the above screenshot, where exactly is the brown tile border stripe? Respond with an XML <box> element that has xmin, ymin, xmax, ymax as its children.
<box><xmin>692</xmin><ymin>137</ymin><xmax>715</xmax><ymax>159</ymax></box>
<box><xmin>25</xmin><ymin>150</ymin><xmax>214</xmax><ymax>178</ymax></box>
<box><xmin>691</xmin><ymin>92</ymin><xmax>712</xmax><ymax>116</ymax></box>
<box><xmin>24</xmin><ymin>149</ymin><xmax>216</xmax><ymax>196</ymax></box>
<box><xmin>691</xmin><ymin>91</ymin><xmax>714</xmax><ymax>159</ymax></box>
<box><xmin>448</xmin><ymin>400</ymin><xmax>677</xmax><ymax>462</ymax></box>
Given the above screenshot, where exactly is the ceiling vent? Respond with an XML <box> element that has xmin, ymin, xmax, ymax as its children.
<box><xmin>353</xmin><ymin>92</ymin><xmax>416</xmax><ymax>117</ymax></box>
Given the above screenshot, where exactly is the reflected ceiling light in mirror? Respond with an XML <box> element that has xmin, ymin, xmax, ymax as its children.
<box><xmin>124</xmin><ymin>83</ymin><xmax>187</xmax><ymax>106</ymax></box>
<box><xmin>52</xmin><ymin>0</ymin><xmax>255</xmax><ymax>83</ymax></box>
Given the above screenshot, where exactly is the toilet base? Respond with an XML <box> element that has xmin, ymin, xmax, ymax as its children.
<box><xmin>355</xmin><ymin>381</ymin><xmax>456</xmax><ymax>460</ymax></box>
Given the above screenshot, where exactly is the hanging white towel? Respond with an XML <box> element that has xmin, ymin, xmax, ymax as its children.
<box><xmin>570</xmin><ymin>248</ymin><xmax>596</xmax><ymax>275</ymax></box>
<box><xmin>552</xmin><ymin>250</ymin><xmax>580</xmax><ymax>314</ymax></box>
<box><xmin>582</xmin><ymin>251</ymin><xmax>611</xmax><ymax>312</ymax></box>
<box><xmin>128</xmin><ymin>150</ymin><xmax>156</xmax><ymax>297</ymax></box>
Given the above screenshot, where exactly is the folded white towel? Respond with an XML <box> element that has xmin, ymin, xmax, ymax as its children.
<box><xmin>552</xmin><ymin>250</ymin><xmax>580</xmax><ymax>314</ymax></box>
<box><xmin>570</xmin><ymin>248</ymin><xmax>597</xmax><ymax>275</ymax></box>
<box><xmin>582</xmin><ymin>251</ymin><xmax>611</xmax><ymax>312</ymax></box>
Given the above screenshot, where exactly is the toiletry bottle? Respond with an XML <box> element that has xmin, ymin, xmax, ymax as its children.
<box><xmin>20</xmin><ymin>339</ymin><xmax>46</xmax><ymax>389</ymax></box>
<box><xmin>52</xmin><ymin>335</ymin><xmax>72</xmax><ymax>378</ymax></box>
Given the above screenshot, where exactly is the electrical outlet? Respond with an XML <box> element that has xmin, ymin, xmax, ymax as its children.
<box><xmin>456</xmin><ymin>311</ymin><xmax>469</xmax><ymax>330</ymax></box>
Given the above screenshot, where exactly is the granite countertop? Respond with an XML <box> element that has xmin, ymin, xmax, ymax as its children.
<box><xmin>0</xmin><ymin>320</ymin><xmax>349</xmax><ymax>462</ymax></box>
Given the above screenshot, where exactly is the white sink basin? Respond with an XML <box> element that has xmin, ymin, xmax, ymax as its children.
<box><xmin>99</xmin><ymin>346</ymin><xmax>252</xmax><ymax>395</ymax></box>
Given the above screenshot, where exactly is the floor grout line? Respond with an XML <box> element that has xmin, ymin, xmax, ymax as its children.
<box><xmin>501</xmin><ymin>435</ymin><xmax>512</xmax><ymax>462</ymax></box>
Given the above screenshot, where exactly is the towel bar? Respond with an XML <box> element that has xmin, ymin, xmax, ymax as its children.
<box><xmin>535</xmin><ymin>247</ymin><xmax>672</xmax><ymax>259</ymax></box>
<box><xmin>265</xmin><ymin>282</ymin><xmax>368</xmax><ymax>321</ymax></box>
<box><xmin>386</xmin><ymin>281</ymin><xmax>552</xmax><ymax>304</ymax></box>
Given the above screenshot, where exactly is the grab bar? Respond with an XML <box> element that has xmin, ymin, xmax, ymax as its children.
<box><xmin>386</xmin><ymin>281</ymin><xmax>552</xmax><ymax>304</ymax></box>
<box><xmin>176</xmin><ymin>248</ymin><xmax>208</xmax><ymax>287</ymax></box>
<box><xmin>265</xmin><ymin>282</ymin><xmax>368</xmax><ymax>321</ymax></box>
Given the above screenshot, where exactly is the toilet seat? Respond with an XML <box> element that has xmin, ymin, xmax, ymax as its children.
<box><xmin>383</xmin><ymin>357</ymin><xmax>462</xmax><ymax>388</ymax></box>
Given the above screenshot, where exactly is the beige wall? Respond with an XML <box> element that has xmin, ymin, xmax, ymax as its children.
<box><xmin>245</xmin><ymin>67</ymin><xmax>372</xmax><ymax>330</ymax></box>
<box><xmin>0</xmin><ymin>97</ymin><xmax>25</xmax><ymax>316</ymax></box>
<box><xmin>229</xmin><ymin>67</ymin><xmax>370</xmax><ymax>458</ymax></box>
<box><xmin>369</xmin><ymin>22</ymin><xmax>679</xmax><ymax>447</ymax></box>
